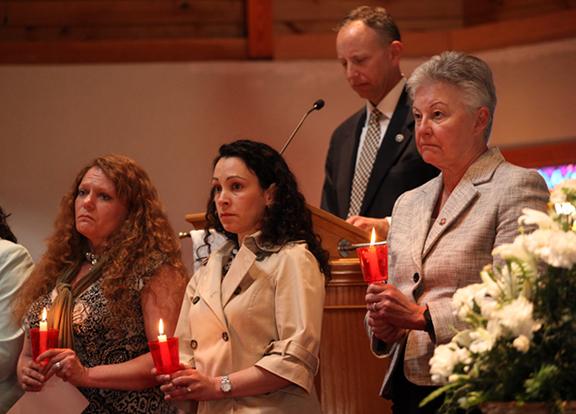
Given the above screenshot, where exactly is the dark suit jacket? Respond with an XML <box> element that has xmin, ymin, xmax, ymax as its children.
<box><xmin>321</xmin><ymin>88</ymin><xmax>439</xmax><ymax>219</ymax></box>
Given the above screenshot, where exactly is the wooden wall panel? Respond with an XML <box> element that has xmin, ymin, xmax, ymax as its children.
<box><xmin>0</xmin><ymin>37</ymin><xmax>247</xmax><ymax>63</ymax></box>
<box><xmin>463</xmin><ymin>0</ymin><xmax>576</xmax><ymax>25</ymax></box>
<box><xmin>274</xmin><ymin>0</ymin><xmax>464</xmax><ymax>33</ymax></box>
<box><xmin>0</xmin><ymin>24</ymin><xmax>244</xmax><ymax>41</ymax></box>
<box><xmin>1</xmin><ymin>0</ymin><xmax>575</xmax><ymax>63</ymax></box>
<box><xmin>2</xmin><ymin>1</ymin><xmax>240</xmax><ymax>26</ymax></box>
<box><xmin>276</xmin><ymin>9</ymin><xmax>576</xmax><ymax>59</ymax></box>
<box><xmin>0</xmin><ymin>0</ymin><xmax>245</xmax><ymax>40</ymax></box>
<box><xmin>500</xmin><ymin>139</ymin><xmax>576</xmax><ymax>169</ymax></box>
<box><xmin>449</xmin><ymin>9</ymin><xmax>576</xmax><ymax>53</ymax></box>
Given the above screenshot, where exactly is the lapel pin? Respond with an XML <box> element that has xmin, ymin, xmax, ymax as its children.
<box><xmin>395</xmin><ymin>134</ymin><xmax>405</xmax><ymax>143</ymax></box>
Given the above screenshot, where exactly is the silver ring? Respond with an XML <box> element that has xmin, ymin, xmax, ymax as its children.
<box><xmin>55</xmin><ymin>361</ymin><xmax>62</xmax><ymax>370</ymax></box>
<box><xmin>186</xmin><ymin>386</ymin><xmax>193</xmax><ymax>393</ymax></box>
<box><xmin>371</xmin><ymin>302</ymin><xmax>378</xmax><ymax>312</ymax></box>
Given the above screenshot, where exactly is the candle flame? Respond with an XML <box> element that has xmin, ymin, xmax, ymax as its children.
<box><xmin>41</xmin><ymin>307</ymin><xmax>47</xmax><ymax>322</ymax></box>
<box><xmin>370</xmin><ymin>227</ymin><xmax>377</xmax><ymax>246</ymax></box>
<box><xmin>158</xmin><ymin>319</ymin><xmax>165</xmax><ymax>336</ymax></box>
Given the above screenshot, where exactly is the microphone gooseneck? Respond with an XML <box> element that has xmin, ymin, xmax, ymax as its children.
<box><xmin>280</xmin><ymin>99</ymin><xmax>326</xmax><ymax>155</ymax></box>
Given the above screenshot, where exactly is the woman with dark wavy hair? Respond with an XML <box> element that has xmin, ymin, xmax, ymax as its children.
<box><xmin>157</xmin><ymin>140</ymin><xmax>329</xmax><ymax>413</ymax></box>
<box><xmin>14</xmin><ymin>154</ymin><xmax>187</xmax><ymax>413</ymax></box>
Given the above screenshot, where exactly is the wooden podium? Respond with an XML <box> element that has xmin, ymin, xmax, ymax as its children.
<box><xmin>184</xmin><ymin>206</ymin><xmax>391</xmax><ymax>414</ymax></box>
<box><xmin>306</xmin><ymin>205</ymin><xmax>392</xmax><ymax>414</ymax></box>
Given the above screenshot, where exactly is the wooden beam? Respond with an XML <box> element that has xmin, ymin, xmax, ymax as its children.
<box><xmin>277</xmin><ymin>9</ymin><xmax>576</xmax><ymax>59</ymax></box>
<box><xmin>449</xmin><ymin>9</ymin><xmax>576</xmax><ymax>52</ymax></box>
<box><xmin>275</xmin><ymin>32</ymin><xmax>336</xmax><ymax>59</ymax></box>
<box><xmin>0</xmin><ymin>24</ymin><xmax>244</xmax><ymax>42</ymax></box>
<box><xmin>246</xmin><ymin>0</ymin><xmax>273</xmax><ymax>59</ymax></box>
<box><xmin>0</xmin><ymin>1</ymin><xmax>243</xmax><ymax>27</ymax></box>
<box><xmin>0</xmin><ymin>38</ymin><xmax>247</xmax><ymax>64</ymax></box>
<box><xmin>461</xmin><ymin>0</ymin><xmax>497</xmax><ymax>26</ymax></box>
<box><xmin>0</xmin><ymin>6</ymin><xmax>574</xmax><ymax>63</ymax></box>
<box><xmin>500</xmin><ymin>138</ymin><xmax>576</xmax><ymax>169</ymax></box>
<box><xmin>274</xmin><ymin>0</ymin><xmax>461</xmax><ymax>24</ymax></box>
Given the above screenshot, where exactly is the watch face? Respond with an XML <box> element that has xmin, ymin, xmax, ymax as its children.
<box><xmin>222</xmin><ymin>382</ymin><xmax>232</xmax><ymax>392</ymax></box>
<box><xmin>221</xmin><ymin>376</ymin><xmax>232</xmax><ymax>393</ymax></box>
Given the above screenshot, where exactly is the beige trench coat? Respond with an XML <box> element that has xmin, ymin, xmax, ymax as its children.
<box><xmin>174</xmin><ymin>234</ymin><xmax>325</xmax><ymax>413</ymax></box>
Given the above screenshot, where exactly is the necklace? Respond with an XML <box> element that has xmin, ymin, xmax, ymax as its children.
<box><xmin>85</xmin><ymin>252</ymin><xmax>99</xmax><ymax>267</ymax></box>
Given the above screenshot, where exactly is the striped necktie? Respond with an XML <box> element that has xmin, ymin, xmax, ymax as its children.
<box><xmin>348</xmin><ymin>108</ymin><xmax>383</xmax><ymax>217</ymax></box>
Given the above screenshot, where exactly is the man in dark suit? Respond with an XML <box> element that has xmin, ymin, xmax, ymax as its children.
<box><xmin>321</xmin><ymin>6</ymin><xmax>438</xmax><ymax>237</ymax></box>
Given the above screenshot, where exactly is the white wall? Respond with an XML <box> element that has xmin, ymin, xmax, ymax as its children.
<box><xmin>1</xmin><ymin>37</ymin><xmax>575</xmax><ymax>268</ymax></box>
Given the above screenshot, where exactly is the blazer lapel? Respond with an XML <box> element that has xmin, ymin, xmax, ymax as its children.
<box><xmin>221</xmin><ymin>245</ymin><xmax>257</xmax><ymax>307</ymax></box>
<box><xmin>361</xmin><ymin>89</ymin><xmax>413</xmax><ymax>215</ymax></box>
<box><xmin>411</xmin><ymin>178</ymin><xmax>442</xmax><ymax>270</ymax></box>
<box><xmin>339</xmin><ymin>109</ymin><xmax>367</xmax><ymax>217</ymax></box>
<box><xmin>422</xmin><ymin>180</ymin><xmax>478</xmax><ymax>259</ymax></box>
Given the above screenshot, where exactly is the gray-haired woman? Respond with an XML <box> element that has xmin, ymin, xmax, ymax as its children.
<box><xmin>364</xmin><ymin>51</ymin><xmax>549</xmax><ymax>413</ymax></box>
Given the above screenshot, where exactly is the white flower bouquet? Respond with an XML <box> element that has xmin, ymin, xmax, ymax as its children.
<box><xmin>423</xmin><ymin>179</ymin><xmax>576</xmax><ymax>413</ymax></box>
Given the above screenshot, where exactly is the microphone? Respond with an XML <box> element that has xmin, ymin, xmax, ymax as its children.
<box><xmin>280</xmin><ymin>99</ymin><xmax>325</xmax><ymax>154</ymax></box>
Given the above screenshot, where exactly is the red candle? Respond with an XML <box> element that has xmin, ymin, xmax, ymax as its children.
<box><xmin>157</xmin><ymin>319</ymin><xmax>172</xmax><ymax>371</ymax></box>
<box><xmin>39</xmin><ymin>307</ymin><xmax>48</xmax><ymax>355</ymax></box>
<box><xmin>148</xmin><ymin>320</ymin><xmax>179</xmax><ymax>374</ymax></box>
<box><xmin>357</xmin><ymin>228</ymin><xmax>388</xmax><ymax>284</ymax></box>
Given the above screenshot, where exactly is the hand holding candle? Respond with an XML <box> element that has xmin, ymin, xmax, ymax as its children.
<box><xmin>357</xmin><ymin>228</ymin><xmax>388</xmax><ymax>284</ymax></box>
<box><xmin>148</xmin><ymin>319</ymin><xmax>179</xmax><ymax>374</ymax></box>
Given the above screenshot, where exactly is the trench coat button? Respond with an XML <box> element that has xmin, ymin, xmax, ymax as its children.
<box><xmin>192</xmin><ymin>296</ymin><xmax>200</xmax><ymax>304</ymax></box>
<box><xmin>222</xmin><ymin>332</ymin><xmax>229</xmax><ymax>341</ymax></box>
<box><xmin>413</xmin><ymin>273</ymin><xmax>420</xmax><ymax>283</ymax></box>
<box><xmin>190</xmin><ymin>339</ymin><xmax>198</xmax><ymax>349</ymax></box>
<box><xmin>439</xmin><ymin>217</ymin><xmax>447</xmax><ymax>225</ymax></box>
<box><xmin>233</xmin><ymin>286</ymin><xmax>242</xmax><ymax>295</ymax></box>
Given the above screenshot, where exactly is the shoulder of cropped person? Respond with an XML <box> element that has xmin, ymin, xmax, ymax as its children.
<box><xmin>0</xmin><ymin>239</ymin><xmax>33</xmax><ymax>289</ymax></box>
<box><xmin>0</xmin><ymin>239</ymin><xmax>29</xmax><ymax>257</ymax></box>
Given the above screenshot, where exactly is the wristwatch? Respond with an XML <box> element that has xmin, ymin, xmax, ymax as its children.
<box><xmin>220</xmin><ymin>375</ymin><xmax>232</xmax><ymax>393</ymax></box>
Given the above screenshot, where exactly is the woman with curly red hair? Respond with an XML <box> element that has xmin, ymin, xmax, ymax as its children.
<box><xmin>14</xmin><ymin>154</ymin><xmax>187</xmax><ymax>413</ymax></box>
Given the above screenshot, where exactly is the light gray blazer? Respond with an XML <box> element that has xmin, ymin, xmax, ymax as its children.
<box><xmin>369</xmin><ymin>148</ymin><xmax>549</xmax><ymax>395</ymax></box>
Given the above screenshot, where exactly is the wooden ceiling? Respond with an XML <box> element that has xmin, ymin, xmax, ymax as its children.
<box><xmin>1</xmin><ymin>0</ymin><xmax>576</xmax><ymax>63</ymax></box>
